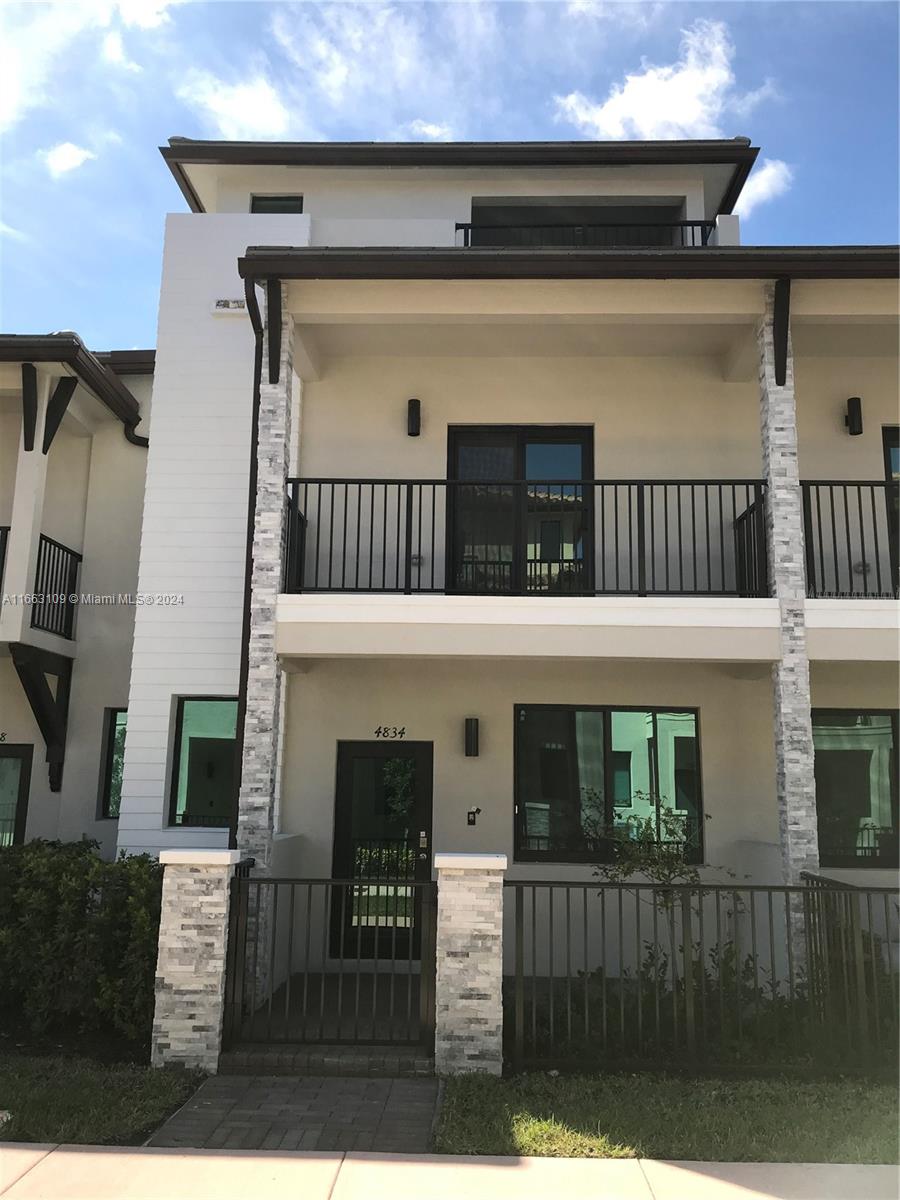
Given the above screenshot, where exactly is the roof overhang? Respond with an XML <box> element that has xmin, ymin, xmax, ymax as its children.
<box><xmin>0</xmin><ymin>334</ymin><xmax>142</xmax><ymax>427</ymax></box>
<box><xmin>162</xmin><ymin>137</ymin><xmax>759</xmax><ymax>216</ymax></box>
<box><xmin>95</xmin><ymin>348</ymin><xmax>156</xmax><ymax>376</ymax></box>
<box><xmin>238</xmin><ymin>245</ymin><xmax>900</xmax><ymax>283</ymax></box>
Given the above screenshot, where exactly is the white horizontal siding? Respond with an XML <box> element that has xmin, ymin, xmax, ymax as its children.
<box><xmin>117</xmin><ymin>211</ymin><xmax>308</xmax><ymax>857</ymax></box>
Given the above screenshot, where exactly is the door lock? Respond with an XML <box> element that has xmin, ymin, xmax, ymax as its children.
<box><xmin>419</xmin><ymin>830</ymin><xmax>428</xmax><ymax>849</ymax></box>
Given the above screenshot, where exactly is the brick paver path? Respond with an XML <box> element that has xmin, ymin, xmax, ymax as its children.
<box><xmin>149</xmin><ymin>1074</ymin><xmax>441</xmax><ymax>1153</ymax></box>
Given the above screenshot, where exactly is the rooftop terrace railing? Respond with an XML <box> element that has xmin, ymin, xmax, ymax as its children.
<box><xmin>455</xmin><ymin>220</ymin><xmax>715</xmax><ymax>249</ymax></box>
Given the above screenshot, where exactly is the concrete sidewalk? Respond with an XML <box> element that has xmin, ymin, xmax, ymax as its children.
<box><xmin>2</xmin><ymin>1144</ymin><xmax>897</xmax><ymax>1200</ymax></box>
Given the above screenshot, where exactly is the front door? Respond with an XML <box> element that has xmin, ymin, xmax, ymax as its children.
<box><xmin>448</xmin><ymin>426</ymin><xmax>593</xmax><ymax>594</ymax></box>
<box><xmin>0</xmin><ymin>744</ymin><xmax>33</xmax><ymax>847</ymax></box>
<box><xmin>332</xmin><ymin>741</ymin><xmax>433</xmax><ymax>958</ymax></box>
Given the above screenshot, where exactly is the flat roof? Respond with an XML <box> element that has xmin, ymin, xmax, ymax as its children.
<box><xmin>162</xmin><ymin>136</ymin><xmax>759</xmax><ymax>217</ymax></box>
<box><xmin>0</xmin><ymin>334</ymin><xmax>143</xmax><ymax>426</ymax></box>
<box><xmin>237</xmin><ymin>245</ymin><xmax>900</xmax><ymax>282</ymax></box>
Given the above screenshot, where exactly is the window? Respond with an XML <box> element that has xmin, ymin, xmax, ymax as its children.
<box><xmin>168</xmin><ymin>697</ymin><xmax>238</xmax><ymax>828</ymax></box>
<box><xmin>812</xmin><ymin>709</ymin><xmax>899</xmax><ymax>868</ymax></box>
<box><xmin>515</xmin><ymin>705</ymin><xmax>702</xmax><ymax>863</ymax></box>
<box><xmin>100</xmin><ymin>708</ymin><xmax>127</xmax><ymax>819</ymax></box>
<box><xmin>250</xmin><ymin>195</ymin><xmax>303</xmax><ymax>214</ymax></box>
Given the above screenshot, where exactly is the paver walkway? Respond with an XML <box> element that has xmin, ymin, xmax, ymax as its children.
<box><xmin>148</xmin><ymin>1074</ymin><xmax>441</xmax><ymax>1153</ymax></box>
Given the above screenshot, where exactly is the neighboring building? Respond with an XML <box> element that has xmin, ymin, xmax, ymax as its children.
<box><xmin>0</xmin><ymin>337</ymin><xmax>152</xmax><ymax>856</ymax></box>
<box><xmin>111</xmin><ymin>134</ymin><xmax>898</xmax><ymax>895</ymax></box>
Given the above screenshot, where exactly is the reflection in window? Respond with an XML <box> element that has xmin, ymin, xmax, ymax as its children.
<box><xmin>169</xmin><ymin>698</ymin><xmax>238</xmax><ymax>828</ymax></box>
<box><xmin>515</xmin><ymin>706</ymin><xmax>702</xmax><ymax>862</ymax></box>
<box><xmin>813</xmin><ymin>710</ymin><xmax>899</xmax><ymax>867</ymax></box>
<box><xmin>100</xmin><ymin>708</ymin><xmax>127</xmax><ymax>819</ymax></box>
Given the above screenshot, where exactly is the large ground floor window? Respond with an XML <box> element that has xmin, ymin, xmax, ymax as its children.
<box><xmin>514</xmin><ymin>705</ymin><xmax>702</xmax><ymax>863</ymax></box>
<box><xmin>812</xmin><ymin>709</ymin><xmax>899</xmax><ymax>868</ymax></box>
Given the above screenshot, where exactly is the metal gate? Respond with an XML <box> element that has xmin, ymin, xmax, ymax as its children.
<box><xmin>223</xmin><ymin>874</ymin><xmax>437</xmax><ymax>1049</ymax></box>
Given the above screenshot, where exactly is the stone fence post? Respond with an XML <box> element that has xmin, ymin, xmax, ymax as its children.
<box><xmin>151</xmin><ymin>849</ymin><xmax>242</xmax><ymax>1073</ymax></box>
<box><xmin>433</xmin><ymin>852</ymin><xmax>507</xmax><ymax>1076</ymax></box>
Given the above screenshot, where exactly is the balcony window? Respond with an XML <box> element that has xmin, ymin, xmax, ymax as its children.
<box><xmin>250</xmin><ymin>194</ymin><xmax>303</xmax><ymax>214</ymax></box>
<box><xmin>514</xmin><ymin>704</ymin><xmax>703</xmax><ymax>863</ymax></box>
<box><xmin>813</xmin><ymin>709</ymin><xmax>899</xmax><ymax>868</ymax></box>
<box><xmin>99</xmin><ymin>708</ymin><xmax>127</xmax><ymax>819</ymax></box>
<box><xmin>168</xmin><ymin>697</ymin><xmax>238</xmax><ymax>828</ymax></box>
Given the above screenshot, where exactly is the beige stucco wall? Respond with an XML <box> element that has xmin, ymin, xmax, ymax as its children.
<box><xmin>795</xmin><ymin>353</ymin><xmax>899</xmax><ymax>480</ymax></box>
<box><xmin>279</xmin><ymin>657</ymin><xmax>779</xmax><ymax>882</ymax></box>
<box><xmin>810</xmin><ymin>660</ymin><xmax>899</xmax><ymax>709</ymax></box>
<box><xmin>0</xmin><ymin>411</ymin><xmax>18</xmax><ymax>528</ymax></box>
<box><xmin>297</xmin><ymin>353</ymin><xmax>762</xmax><ymax>480</ymax></box>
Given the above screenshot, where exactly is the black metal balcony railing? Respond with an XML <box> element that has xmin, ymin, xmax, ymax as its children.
<box><xmin>31</xmin><ymin>533</ymin><xmax>82</xmax><ymax>639</ymax></box>
<box><xmin>285</xmin><ymin>479</ymin><xmax>768</xmax><ymax>598</ymax></box>
<box><xmin>802</xmin><ymin>481</ymin><xmax>899</xmax><ymax>599</ymax></box>
<box><xmin>455</xmin><ymin>221</ymin><xmax>715</xmax><ymax>249</ymax></box>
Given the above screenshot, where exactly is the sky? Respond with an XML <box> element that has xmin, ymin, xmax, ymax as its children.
<box><xmin>0</xmin><ymin>0</ymin><xmax>897</xmax><ymax>350</ymax></box>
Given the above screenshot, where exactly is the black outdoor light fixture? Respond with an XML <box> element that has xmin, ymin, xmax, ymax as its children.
<box><xmin>407</xmin><ymin>398</ymin><xmax>421</xmax><ymax>436</ymax></box>
<box><xmin>845</xmin><ymin>397</ymin><xmax>863</xmax><ymax>436</ymax></box>
<box><xmin>464</xmin><ymin>717</ymin><xmax>479</xmax><ymax>757</ymax></box>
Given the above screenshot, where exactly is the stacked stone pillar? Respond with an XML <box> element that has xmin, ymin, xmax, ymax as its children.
<box><xmin>758</xmin><ymin>283</ymin><xmax>819</xmax><ymax>884</ymax></box>
<box><xmin>151</xmin><ymin>850</ymin><xmax>242</xmax><ymax>1072</ymax></box>
<box><xmin>433</xmin><ymin>853</ymin><xmax>507</xmax><ymax>1075</ymax></box>
<box><xmin>236</xmin><ymin>284</ymin><xmax>294</xmax><ymax>871</ymax></box>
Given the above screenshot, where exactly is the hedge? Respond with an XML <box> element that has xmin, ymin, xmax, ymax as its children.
<box><xmin>0</xmin><ymin>840</ymin><xmax>163</xmax><ymax>1047</ymax></box>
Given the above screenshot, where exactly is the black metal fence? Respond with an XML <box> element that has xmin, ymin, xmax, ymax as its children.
<box><xmin>455</xmin><ymin>221</ymin><xmax>715</xmax><ymax>249</ymax></box>
<box><xmin>285</xmin><ymin>479</ymin><xmax>768</xmax><ymax>598</ymax></box>
<box><xmin>802</xmin><ymin>481</ymin><xmax>899</xmax><ymax>598</ymax></box>
<box><xmin>224</xmin><ymin>876</ymin><xmax>437</xmax><ymax>1049</ymax></box>
<box><xmin>30</xmin><ymin>533</ymin><xmax>82</xmax><ymax>638</ymax></box>
<box><xmin>504</xmin><ymin>880</ymin><xmax>898</xmax><ymax>1072</ymax></box>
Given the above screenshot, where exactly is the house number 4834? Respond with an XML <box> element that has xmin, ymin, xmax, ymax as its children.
<box><xmin>375</xmin><ymin>726</ymin><xmax>406</xmax><ymax>739</ymax></box>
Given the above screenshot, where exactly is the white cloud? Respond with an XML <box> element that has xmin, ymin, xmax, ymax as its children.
<box><xmin>41</xmin><ymin>142</ymin><xmax>98</xmax><ymax>177</ymax></box>
<box><xmin>407</xmin><ymin>119</ymin><xmax>453</xmax><ymax>141</ymax></box>
<box><xmin>116</xmin><ymin>0</ymin><xmax>185</xmax><ymax>29</ymax></box>
<box><xmin>177</xmin><ymin>71</ymin><xmax>290</xmax><ymax>139</ymax></box>
<box><xmin>734</xmin><ymin>158</ymin><xmax>793</xmax><ymax>218</ymax></box>
<box><xmin>0</xmin><ymin>220</ymin><xmax>30</xmax><ymax>242</ymax></box>
<box><xmin>102</xmin><ymin>30</ymin><xmax>141</xmax><ymax>71</ymax></box>
<box><xmin>555</xmin><ymin>19</ymin><xmax>774</xmax><ymax>139</ymax></box>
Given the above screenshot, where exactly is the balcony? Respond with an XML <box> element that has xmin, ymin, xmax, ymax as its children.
<box><xmin>802</xmin><ymin>481</ymin><xmax>899</xmax><ymax>599</ymax></box>
<box><xmin>455</xmin><ymin>220</ymin><xmax>715</xmax><ymax>249</ymax></box>
<box><xmin>284</xmin><ymin>479</ymin><xmax>768</xmax><ymax>599</ymax></box>
<box><xmin>30</xmin><ymin>533</ymin><xmax>82</xmax><ymax>639</ymax></box>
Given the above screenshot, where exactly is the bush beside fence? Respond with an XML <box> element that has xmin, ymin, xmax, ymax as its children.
<box><xmin>0</xmin><ymin>840</ymin><xmax>163</xmax><ymax>1049</ymax></box>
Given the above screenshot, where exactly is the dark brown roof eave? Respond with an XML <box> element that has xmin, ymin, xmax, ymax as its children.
<box><xmin>95</xmin><ymin>349</ymin><xmax>156</xmax><ymax>375</ymax></box>
<box><xmin>0</xmin><ymin>334</ymin><xmax>142</xmax><ymax>426</ymax></box>
<box><xmin>161</xmin><ymin>137</ymin><xmax>759</xmax><ymax>216</ymax></box>
<box><xmin>237</xmin><ymin>245</ymin><xmax>900</xmax><ymax>282</ymax></box>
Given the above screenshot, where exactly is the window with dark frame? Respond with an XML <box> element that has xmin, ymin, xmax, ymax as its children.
<box><xmin>100</xmin><ymin>708</ymin><xmax>127</xmax><ymax>819</ymax></box>
<box><xmin>250</xmin><ymin>195</ymin><xmax>304</xmax><ymax>214</ymax></box>
<box><xmin>168</xmin><ymin>697</ymin><xmax>238</xmax><ymax>828</ymax></box>
<box><xmin>514</xmin><ymin>704</ymin><xmax>703</xmax><ymax>863</ymax></box>
<box><xmin>812</xmin><ymin>708</ymin><xmax>899</xmax><ymax>868</ymax></box>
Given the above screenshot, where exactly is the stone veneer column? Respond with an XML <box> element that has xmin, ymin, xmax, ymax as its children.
<box><xmin>236</xmin><ymin>284</ymin><xmax>294</xmax><ymax>870</ymax></box>
<box><xmin>758</xmin><ymin>283</ymin><xmax>819</xmax><ymax>883</ymax></box>
<box><xmin>433</xmin><ymin>853</ymin><xmax>507</xmax><ymax>1075</ymax></box>
<box><xmin>151</xmin><ymin>849</ymin><xmax>242</xmax><ymax>1072</ymax></box>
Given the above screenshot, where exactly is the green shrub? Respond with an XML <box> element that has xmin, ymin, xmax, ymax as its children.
<box><xmin>0</xmin><ymin>840</ymin><xmax>163</xmax><ymax>1048</ymax></box>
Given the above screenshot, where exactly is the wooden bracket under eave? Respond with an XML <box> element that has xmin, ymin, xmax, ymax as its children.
<box><xmin>42</xmin><ymin>375</ymin><xmax>78</xmax><ymax>454</ymax></box>
<box><xmin>21</xmin><ymin>363</ymin><xmax>37</xmax><ymax>451</ymax></box>
<box><xmin>9</xmin><ymin>643</ymin><xmax>73</xmax><ymax>792</ymax></box>
<box><xmin>266</xmin><ymin>277</ymin><xmax>282</xmax><ymax>385</ymax></box>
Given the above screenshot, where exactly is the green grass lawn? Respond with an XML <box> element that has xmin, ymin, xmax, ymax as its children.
<box><xmin>0</xmin><ymin>1054</ymin><xmax>202</xmax><ymax>1146</ymax></box>
<box><xmin>434</xmin><ymin>1073</ymin><xmax>900</xmax><ymax>1163</ymax></box>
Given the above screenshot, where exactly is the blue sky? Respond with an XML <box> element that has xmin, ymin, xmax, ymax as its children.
<box><xmin>0</xmin><ymin>1</ymin><xmax>897</xmax><ymax>350</ymax></box>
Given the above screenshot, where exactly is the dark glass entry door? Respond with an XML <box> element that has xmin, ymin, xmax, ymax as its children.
<box><xmin>0</xmin><ymin>745</ymin><xmax>33</xmax><ymax>847</ymax></box>
<box><xmin>332</xmin><ymin>741</ymin><xmax>433</xmax><ymax>958</ymax></box>
<box><xmin>448</xmin><ymin>426</ymin><xmax>593</xmax><ymax>594</ymax></box>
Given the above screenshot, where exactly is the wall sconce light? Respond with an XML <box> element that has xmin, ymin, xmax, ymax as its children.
<box><xmin>464</xmin><ymin>717</ymin><xmax>479</xmax><ymax>757</ymax></box>
<box><xmin>845</xmin><ymin>397</ymin><xmax>863</xmax><ymax>436</ymax></box>
<box><xmin>407</xmin><ymin>398</ymin><xmax>421</xmax><ymax>437</ymax></box>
